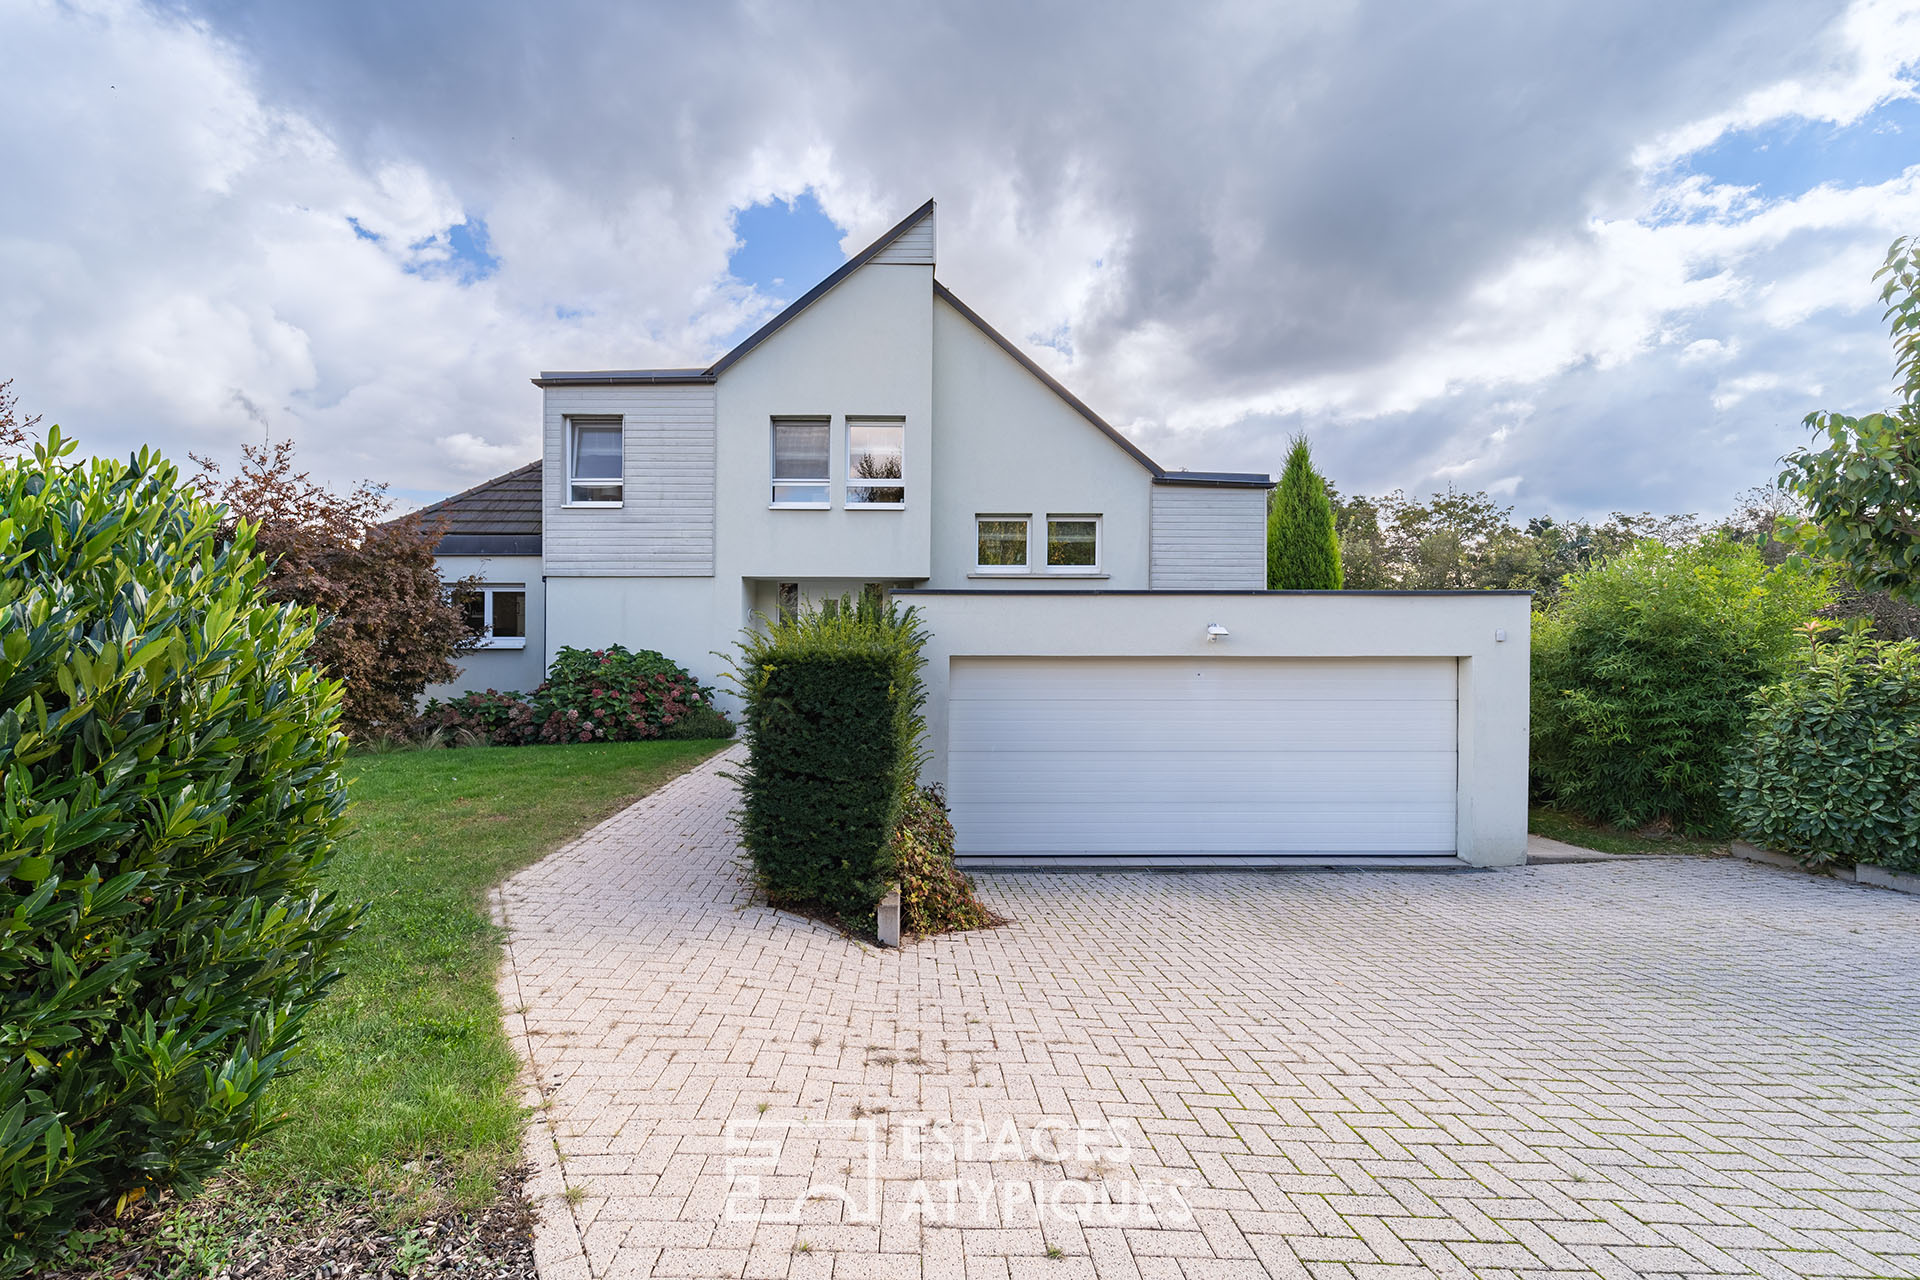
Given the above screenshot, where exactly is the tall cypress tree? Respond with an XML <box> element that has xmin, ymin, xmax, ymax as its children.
<box><xmin>1267</xmin><ymin>434</ymin><xmax>1344</xmax><ymax>589</ymax></box>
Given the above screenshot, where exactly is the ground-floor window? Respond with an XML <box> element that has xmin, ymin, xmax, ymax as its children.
<box><xmin>459</xmin><ymin>584</ymin><xmax>528</xmax><ymax>648</ymax></box>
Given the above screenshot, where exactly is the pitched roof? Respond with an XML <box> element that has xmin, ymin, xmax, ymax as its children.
<box><xmin>529</xmin><ymin>199</ymin><xmax>1271</xmax><ymax>491</ymax></box>
<box><xmin>532</xmin><ymin>200</ymin><xmax>938</xmax><ymax>390</ymax></box>
<box><xmin>412</xmin><ymin>459</ymin><xmax>542</xmax><ymax>554</ymax></box>
<box><xmin>931</xmin><ymin>283</ymin><xmax>1270</xmax><ymax>489</ymax></box>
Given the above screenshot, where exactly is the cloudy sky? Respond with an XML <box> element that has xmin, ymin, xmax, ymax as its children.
<box><xmin>3</xmin><ymin>0</ymin><xmax>1918</xmax><ymax>518</ymax></box>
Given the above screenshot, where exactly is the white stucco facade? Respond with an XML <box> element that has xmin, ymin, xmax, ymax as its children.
<box><xmin>928</xmin><ymin>294</ymin><xmax>1153</xmax><ymax>589</ymax></box>
<box><xmin>425</xmin><ymin>554</ymin><xmax>547</xmax><ymax>698</ymax></box>
<box><xmin>899</xmin><ymin>589</ymin><xmax>1533</xmax><ymax>868</ymax></box>
<box><xmin>511</xmin><ymin>202</ymin><xmax>1276</xmax><ymax>709</ymax></box>
<box><xmin>426</xmin><ymin>199</ymin><xmax>1532</xmax><ymax>869</ymax></box>
<box><xmin>715</xmin><ymin>261</ymin><xmax>935</xmax><ymax>584</ymax></box>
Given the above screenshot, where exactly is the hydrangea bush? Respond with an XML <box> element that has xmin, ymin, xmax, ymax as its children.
<box><xmin>425</xmin><ymin>645</ymin><xmax>732</xmax><ymax>745</ymax></box>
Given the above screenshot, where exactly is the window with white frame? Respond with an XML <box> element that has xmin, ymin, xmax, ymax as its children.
<box><xmin>771</xmin><ymin>416</ymin><xmax>830</xmax><ymax>506</ymax></box>
<box><xmin>1045</xmin><ymin>515</ymin><xmax>1101</xmax><ymax>571</ymax></box>
<box><xmin>568</xmin><ymin>418</ymin><xmax>623</xmax><ymax>504</ymax></box>
<box><xmin>975</xmin><ymin>515</ymin><xmax>1030</xmax><ymax>572</ymax></box>
<box><xmin>459</xmin><ymin>584</ymin><xmax>528</xmax><ymax>648</ymax></box>
<box><xmin>846</xmin><ymin>417</ymin><xmax>905</xmax><ymax>506</ymax></box>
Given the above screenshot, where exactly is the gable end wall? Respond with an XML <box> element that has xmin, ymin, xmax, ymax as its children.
<box><xmin>870</xmin><ymin>212</ymin><xmax>934</xmax><ymax>265</ymax></box>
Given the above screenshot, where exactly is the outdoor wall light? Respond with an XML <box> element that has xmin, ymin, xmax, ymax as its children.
<box><xmin>1206</xmin><ymin>623</ymin><xmax>1230</xmax><ymax>642</ymax></box>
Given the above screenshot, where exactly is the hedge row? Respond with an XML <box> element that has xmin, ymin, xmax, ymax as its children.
<box><xmin>1531</xmin><ymin>537</ymin><xmax>1829</xmax><ymax>833</ymax></box>
<box><xmin>729</xmin><ymin>595</ymin><xmax>928</xmax><ymax>927</ymax></box>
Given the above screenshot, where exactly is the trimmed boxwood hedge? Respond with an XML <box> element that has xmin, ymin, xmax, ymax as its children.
<box><xmin>0</xmin><ymin>433</ymin><xmax>358</xmax><ymax>1272</ymax></box>
<box><xmin>729</xmin><ymin>596</ymin><xmax>928</xmax><ymax>927</ymax></box>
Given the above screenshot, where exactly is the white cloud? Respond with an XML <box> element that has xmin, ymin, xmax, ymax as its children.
<box><xmin>1711</xmin><ymin>372</ymin><xmax>1786</xmax><ymax>410</ymax></box>
<box><xmin>436</xmin><ymin>431</ymin><xmax>527</xmax><ymax>474</ymax></box>
<box><xmin>1635</xmin><ymin>0</ymin><xmax>1920</xmax><ymax>165</ymax></box>
<box><xmin>0</xmin><ymin>0</ymin><xmax>797</xmax><ymax>492</ymax></box>
<box><xmin>3</xmin><ymin>0</ymin><xmax>1918</xmax><ymax>525</ymax></box>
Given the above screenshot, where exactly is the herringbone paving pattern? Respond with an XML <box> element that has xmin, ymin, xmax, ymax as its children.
<box><xmin>497</xmin><ymin>748</ymin><xmax>1920</xmax><ymax>1279</ymax></box>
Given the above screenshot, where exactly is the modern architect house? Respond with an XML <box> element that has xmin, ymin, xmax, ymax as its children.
<box><xmin>422</xmin><ymin>201</ymin><xmax>1530</xmax><ymax>869</ymax></box>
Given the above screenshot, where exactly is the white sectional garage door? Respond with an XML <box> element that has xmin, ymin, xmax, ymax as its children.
<box><xmin>947</xmin><ymin>657</ymin><xmax>1458</xmax><ymax>868</ymax></box>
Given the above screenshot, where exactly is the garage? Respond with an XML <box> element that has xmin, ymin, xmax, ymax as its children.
<box><xmin>946</xmin><ymin>656</ymin><xmax>1460</xmax><ymax>868</ymax></box>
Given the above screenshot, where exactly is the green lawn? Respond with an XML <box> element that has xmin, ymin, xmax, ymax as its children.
<box><xmin>1529</xmin><ymin>805</ymin><xmax>1729</xmax><ymax>857</ymax></box>
<box><xmin>240</xmin><ymin>738</ymin><xmax>728</xmax><ymax>1206</ymax></box>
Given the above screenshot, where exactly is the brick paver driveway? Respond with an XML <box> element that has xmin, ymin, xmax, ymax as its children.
<box><xmin>495</xmin><ymin>748</ymin><xmax>1920</xmax><ymax>1280</ymax></box>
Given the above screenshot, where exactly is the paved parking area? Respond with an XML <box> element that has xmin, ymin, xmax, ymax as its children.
<box><xmin>496</xmin><ymin>747</ymin><xmax>1920</xmax><ymax>1280</ymax></box>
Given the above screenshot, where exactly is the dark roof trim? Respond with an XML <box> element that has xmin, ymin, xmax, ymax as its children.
<box><xmin>933</xmin><ymin>280</ymin><xmax>1167</xmax><ymax>480</ymax></box>
<box><xmin>1153</xmin><ymin>471</ymin><xmax>1274</xmax><ymax>489</ymax></box>
<box><xmin>436</xmin><ymin>534</ymin><xmax>542</xmax><ymax>556</ymax></box>
<box><xmin>704</xmin><ymin>198</ymin><xmax>938</xmax><ymax>379</ymax></box>
<box><xmin>532</xmin><ymin>369</ymin><xmax>714</xmax><ymax>388</ymax></box>
<box><xmin>892</xmin><ymin>588</ymin><xmax>1535</xmax><ymax>597</ymax></box>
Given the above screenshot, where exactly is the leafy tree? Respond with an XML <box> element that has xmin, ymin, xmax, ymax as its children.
<box><xmin>1328</xmin><ymin>487</ymin><xmax>1391</xmax><ymax>588</ymax></box>
<box><xmin>1326</xmin><ymin>480</ymin><xmax>1704</xmax><ymax>599</ymax></box>
<box><xmin>1778</xmin><ymin>236</ymin><xmax>1920</xmax><ymax>602</ymax></box>
<box><xmin>1267</xmin><ymin>435</ymin><xmax>1343</xmax><ymax>589</ymax></box>
<box><xmin>194</xmin><ymin>440</ymin><xmax>474</xmax><ymax>736</ymax></box>
<box><xmin>1395</xmin><ymin>487</ymin><xmax>1513</xmax><ymax>588</ymax></box>
<box><xmin>1531</xmin><ymin>536</ymin><xmax>1830</xmax><ymax>833</ymax></box>
<box><xmin>1508</xmin><ymin>511</ymin><xmax>1704</xmax><ymax>601</ymax></box>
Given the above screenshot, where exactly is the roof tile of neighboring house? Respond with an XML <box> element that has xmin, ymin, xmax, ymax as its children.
<box><xmin>414</xmin><ymin>459</ymin><xmax>542</xmax><ymax>554</ymax></box>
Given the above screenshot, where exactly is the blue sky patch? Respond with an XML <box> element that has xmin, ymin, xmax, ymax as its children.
<box><xmin>400</xmin><ymin>215</ymin><xmax>500</xmax><ymax>284</ymax></box>
<box><xmin>443</xmin><ymin>217</ymin><xmax>500</xmax><ymax>282</ymax></box>
<box><xmin>347</xmin><ymin>216</ymin><xmax>380</xmax><ymax>242</ymax></box>
<box><xmin>1680</xmin><ymin>97</ymin><xmax>1920</xmax><ymax>200</ymax></box>
<box><xmin>728</xmin><ymin>191</ymin><xmax>846</xmax><ymax>300</ymax></box>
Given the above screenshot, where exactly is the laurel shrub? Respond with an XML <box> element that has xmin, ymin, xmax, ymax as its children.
<box><xmin>1727</xmin><ymin>632</ymin><xmax>1920</xmax><ymax>872</ymax></box>
<box><xmin>0</xmin><ymin>433</ymin><xmax>358</xmax><ymax>1273</ymax></box>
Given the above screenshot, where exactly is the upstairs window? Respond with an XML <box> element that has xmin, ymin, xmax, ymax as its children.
<box><xmin>1046</xmin><ymin>516</ymin><xmax>1101</xmax><ymax>571</ymax></box>
<box><xmin>458</xmin><ymin>584</ymin><xmax>528</xmax><ymax>649</ymax></box>
<box><xmin>568</xmin><ymin>418</ymin><xmax>623</xmax><ymax>505</ymax></box>
<box><xmin>771</xmin><ymin>417</ymin><xmax>830</xmax><ymax>506</ymax></box>
<box><xmin>847</xmin><ymin>417</ymin><xmax>905</xmax><ymax>506</ymax></box>
<box><xmin>975</xmin><ymin>516</ymin><xmax>1030</xmax><ymax>572</ymax></box>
